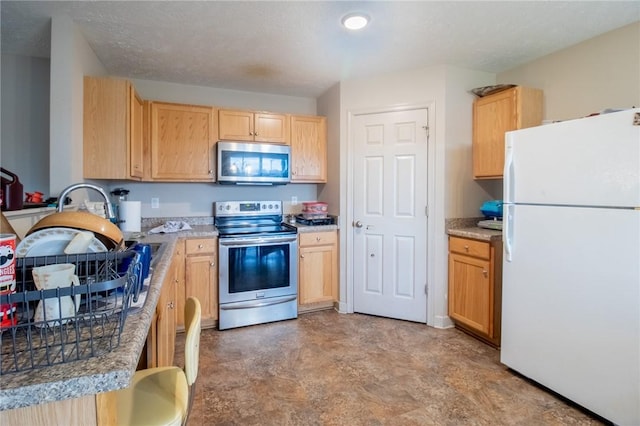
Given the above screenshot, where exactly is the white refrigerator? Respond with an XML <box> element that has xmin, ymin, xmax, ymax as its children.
<box><xmin>501</xmin><ymin>108</ymin><xmax>640</xmax><ymax>425</ymax></box>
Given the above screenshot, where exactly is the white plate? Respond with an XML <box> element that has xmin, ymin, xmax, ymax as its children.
<box><xmin>16</xmin><ymin>228</ymin><xmax>107</xmax><ymax>257</ymax></box>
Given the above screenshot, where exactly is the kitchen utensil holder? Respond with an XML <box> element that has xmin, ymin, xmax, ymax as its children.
<box><xmin>0</xmin><ymin>250</ymin><xmax>141</xmax><ymax>375</ymax></box>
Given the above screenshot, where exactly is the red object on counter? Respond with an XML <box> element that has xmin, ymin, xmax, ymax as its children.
<box><xmin>25</xmin><ymin>191</ymin><xmax>44</xmax><ymax>203</ymax></box>
<box><xmin>302</xmin><ymin>201</ymin><xmax>328</xmax><ymax>213</ymax></box>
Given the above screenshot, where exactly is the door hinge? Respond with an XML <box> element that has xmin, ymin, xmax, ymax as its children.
<box><xmin>424</xmin><ymin>284</ymin><xmax>428</xmax><ymax>295</ymax></box>
<box><xmin>422</xmin><ymin>125</ymin><xmax>429</xmax><ymax>138</ymax></box>
<box><xmin>425</xmin><ymin>205</ymin><xmax>428</xmax><ymax>217</ymax></box>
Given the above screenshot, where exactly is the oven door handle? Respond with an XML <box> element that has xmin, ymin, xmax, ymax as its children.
<box><xmin>220</xmin><ymin>295</ymin><xmax>297</xmax><ymax>310</ymax></box>
<box><xmin>219</xmin><ymin>236</ymin><xmax>297</xmax><ymax>246</ymax></box>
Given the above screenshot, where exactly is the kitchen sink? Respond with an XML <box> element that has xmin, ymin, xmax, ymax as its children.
<box><xmin>124</xmin><ymin>240</ymin><xmax>165</xmax><ymax>267</ymax></box>
<box><xmin>147</xmin><ymin>242</ymin><xmax>164</xmax><ymax>266</ymax></box>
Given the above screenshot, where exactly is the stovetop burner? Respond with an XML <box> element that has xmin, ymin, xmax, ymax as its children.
<box><xmin>216</xmin><ymin>223</ymin><xmax>297</xmax><ymax>237</ymax></box>
<box><xmin>294</xmin><ymin>214</ymin><xmax>337</xmax><ymax>226</ymax></box>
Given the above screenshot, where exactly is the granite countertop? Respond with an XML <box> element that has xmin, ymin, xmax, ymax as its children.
<box><xmin>446</xmin><ymin>217</ymin><xmax>502</xmax><ymax>242</ymax></box>
<box><xmin>447</xmin><ymin>226</ymin><xmax>502</xmax><ymax>242</ymax></box>
<box><xmin>0</xmin><ymin>226</ymin><xmax>218</xmax><ymax>412</ymax></box>
<box><xmin>292</xmin><ymin>223</ymin><xmax>339</xmax><ymax>233</ymax></box>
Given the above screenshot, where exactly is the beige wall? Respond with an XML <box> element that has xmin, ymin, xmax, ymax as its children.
<box><xmin>317</xmin><ymin>82</ymin><xmax>341</xmax><ymax>218</ymax></box>
<box><xmin>49</xmin><ymin>15</ymin><xmax>107</xmax><ymax>197</ymax></box>
<box><xmin>443</xmin><ymin>66</ymin><xmax>501</xmax><ymax>217</ymax></box>
<box><xmin>498</xmin><ymin>22</ymin><xmax>640</xmax><ymax>121</ymax></box>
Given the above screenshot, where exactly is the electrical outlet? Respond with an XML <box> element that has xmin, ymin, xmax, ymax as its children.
<box><xmin>151</xmin><ymin>198</ymin><xmax>159</xmax><ymax>209</ymax></box>
<box><xmin>291</xmin><ymin>196</ymin><xmax>298</xmax><ymax>206</ymax></box>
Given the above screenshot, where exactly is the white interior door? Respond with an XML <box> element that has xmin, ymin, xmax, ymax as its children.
<box><xmin>352</xmin><ymin>109</ymin><xmax>428</xmax><ymax>322</ymax></box>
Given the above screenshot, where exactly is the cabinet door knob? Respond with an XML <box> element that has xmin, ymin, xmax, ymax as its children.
<box><xmin>198</xmin><ymin>244</ymin><xmax>204</xmax><ymax>249</ymax></box>
<box><xmin>300</xmin><ymin>254</ymin><xmax>305</xmax><ymax>259</ymax></box>
<box><xmin>464</xmin><ymin>245</ymin><xmax>469</xmax><ymax>252</ymax></box>
<box><xmin>168</xmin><ymin>301</ymin><xmax>174</xmax><ymax>309</ymax></box>
<box><xmin>316</xmin><ymin>236</ymin><xmax>321</xmax><ymax>242</ymax></box>
<box><xmin>210</xmin><ymin>262</ymin><xmax>215</xmax><ymax>267</ymax></box>
<box><xmin>482</xmin><ymin>269</ymin><xmax>488</xmax><ymax>277</ymax></box>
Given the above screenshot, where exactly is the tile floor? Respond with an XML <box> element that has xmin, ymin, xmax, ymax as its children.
<box><xmin>175</xmin><ymin>310</ymin><xmax>607</xmax><ymax>425</ymax></box>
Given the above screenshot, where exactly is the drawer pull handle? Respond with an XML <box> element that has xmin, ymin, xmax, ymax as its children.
<box><xmin>198</xmin><ymin>244</ymin><xmax>204</xmax><ymax>249</ymax></box>
<box><xmin>464</xmin><ymin>245</ymin><xmax>469</xmax><ymax>251</ymax></box>
<box><xmin>316</xmin><ymin>236</ymin><xmax>321</xmax><ymax>242</ymax></box>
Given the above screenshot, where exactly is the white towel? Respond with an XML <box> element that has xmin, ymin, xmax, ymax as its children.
<box><xmin>147</xmin><ymin>221</ymin><xmax>193</xmax><ymax>234</ymax></box>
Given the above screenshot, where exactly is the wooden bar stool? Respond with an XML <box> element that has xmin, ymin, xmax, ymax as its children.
<box><xmin>113</xmin><ymin>297</ymin><xmax>201</xmax><ymax>425</ymax></box>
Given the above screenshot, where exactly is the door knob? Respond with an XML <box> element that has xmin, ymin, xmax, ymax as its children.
<box><xmin>354</xmin><ymin>221</ymin><xmax>363</xmax><ymax>228</ymax></box>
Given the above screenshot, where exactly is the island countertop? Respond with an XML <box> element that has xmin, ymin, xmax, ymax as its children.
<box><xmin>0</xmin><ymin>225</ymin><xmax>218</xmax><ymax>412</ymax></box>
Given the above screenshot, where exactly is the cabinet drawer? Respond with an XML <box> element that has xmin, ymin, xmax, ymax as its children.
<box><xmin>185</xmin><ymin>238</ymin><xmax>216</xmax><ymax>254</ymax></box>
<box><xmin>300</xmin><ymin>231</ymin><xmax>337</xmax><ymax>247</ymax></box>
<box><xmin>449</xmin><ymin>236</ymin><xmax>490</xmax><ymax>259</ymax></box>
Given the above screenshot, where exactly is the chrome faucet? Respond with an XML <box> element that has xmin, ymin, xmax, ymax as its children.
<box><xmin>57</xmin><ymin>183</ymin><xmax>117</xmax><ymax>222</ymax></box>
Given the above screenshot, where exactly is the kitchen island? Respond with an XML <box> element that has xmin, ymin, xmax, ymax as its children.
<box><xmin>0</xmin><ymin>225</ymin><xmax>217</xmax><ymax>425</ymax></box>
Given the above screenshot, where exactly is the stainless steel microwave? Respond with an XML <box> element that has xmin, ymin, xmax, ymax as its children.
<box><xmin>217</xmin><ymin>141</ymin><xmax>290</xmax><ymax>185</ymax></box>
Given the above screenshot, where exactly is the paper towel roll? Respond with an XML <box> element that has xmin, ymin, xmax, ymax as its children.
<box><xmin>119</xmin><ymin>201</ymin><xmax>141</xmax><ymax>232</ymax></box>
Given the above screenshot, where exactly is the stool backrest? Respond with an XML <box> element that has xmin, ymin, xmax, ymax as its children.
<box><xmin>184</xmin><ymin>297</ymin><xmax>201</xmax><ymax>385</ymax></box>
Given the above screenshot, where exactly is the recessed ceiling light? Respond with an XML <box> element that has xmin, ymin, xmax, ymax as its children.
<box><xmin>342</xmin><ymin>13</ymin><xmax>369</xmax><ymax>31</ymax></box>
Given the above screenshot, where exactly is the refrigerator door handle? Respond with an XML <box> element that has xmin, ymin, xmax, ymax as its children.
<box><xmin>504</xmin><ymin>136</ymin><xmax>515</xmax><ymax>204</ymax></box>
<box><xmin>504</xmin><ymin>204</ymin><xmax>514</xmax><ymax>262</ymax></box>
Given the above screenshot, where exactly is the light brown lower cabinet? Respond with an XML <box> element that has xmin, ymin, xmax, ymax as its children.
<box><xmin>448</xmin><ymin>235</ymin><xmax>502</xmax><ymax>347</ymax></box>
<box><xmin>180</xmin><ymin>237</ymin><xmax>218</xmax><ymax>330</ymax></box>
<box><xmin>0</xmin><ymin>395</ymin><xmax>101</xmax><ymax>426</ymax></box>
<box><xmin>146</xmin><ymin>241</ymin><xmax>183</xmax><ymax>368</ymax></box>
<box><xmin>298</xmin><ymin>230</ymin><xmax>338</xmax><ymax>313</ymax></box>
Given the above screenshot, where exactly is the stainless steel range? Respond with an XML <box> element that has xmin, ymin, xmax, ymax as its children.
<box><xmin>215</xmin><ymin>201</ymin><xmax>298</xmax><ymax>330</ymax></box>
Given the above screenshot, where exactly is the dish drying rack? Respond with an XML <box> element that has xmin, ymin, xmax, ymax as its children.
<box><xmin>0</xmin><ymin>250</ymin><xmax>141</xmax><ymax>375</ymax></box>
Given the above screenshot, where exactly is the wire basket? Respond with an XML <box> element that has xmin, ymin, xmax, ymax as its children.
<box><xmin>0</xmin><ymin>250</ymin><xmax>141</xmax><ymax>375</ymax></box>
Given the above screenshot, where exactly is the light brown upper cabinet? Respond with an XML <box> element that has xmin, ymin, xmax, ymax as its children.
<box><xmin>473</xmin><ymin>86</ymin><xmax>543</xmax><ymax>179</ymax></box>
<box><xmin>150</xmin><ymin>102</ymin><xmax>217</xmax><ymax>181</ymax></box>
<box><xmin>218</xmin><ymin>109</ymin><xmax>289</xmax><ymax>144</ymax></box>
<box><xmin>290</xmin><ymin>115</ymin><xmax>327</xmax><ymax>183</ymax></box>
<box><xmin>83</xmin><ymin>76</ymin><xmax>145</xmax><ymax>180</ymax></box>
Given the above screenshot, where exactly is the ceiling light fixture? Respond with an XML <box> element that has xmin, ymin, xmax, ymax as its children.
<box><xmin>342</xmin><ymin>13</ymin><xmax>369</xmax><ymax>31</ymax></box>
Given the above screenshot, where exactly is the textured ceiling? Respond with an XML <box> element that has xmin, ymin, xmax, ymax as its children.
<box><xmin>2</xmin><ymin>1</ymin><xmax>639</xmax><ymax>97</ymax></box>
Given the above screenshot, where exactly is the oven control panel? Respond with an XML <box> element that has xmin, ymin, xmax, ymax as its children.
<box><xmin>215</xmin><ymin>200</ymin><xmax>282</xmax><ymax>217</ymax></box>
